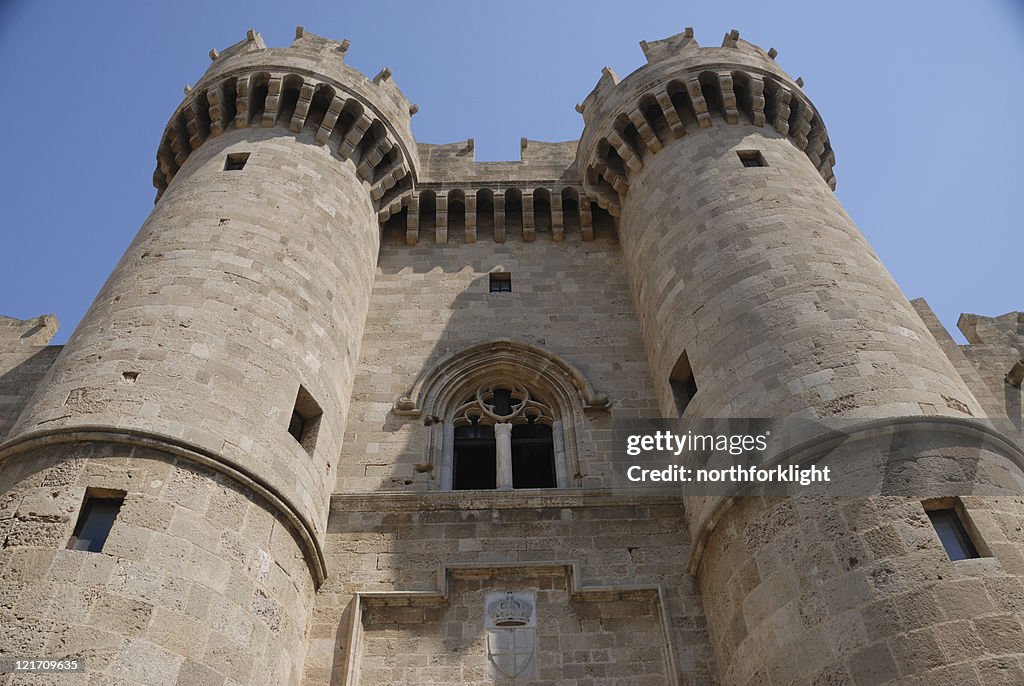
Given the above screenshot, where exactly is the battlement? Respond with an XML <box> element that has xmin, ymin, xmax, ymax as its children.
<box><xmin>959</xmin><ymin>311</ymin><xmax>1024</xmax><ymax>346</ymax></box>
<box><xmin>0</xmin><ymin>315</ymin><xmax>62</xmax><ymax>442</ymax></box>
<box><xmin>155</xmin><ymin>28</ymin><xmax>419</xmax><ymax>221</ymax></box>
<box><xmin>396</xmin><ymin>138</ymin><xmax>596</xmax><ymax>245</ymax></box>
<box><xmin>575</xmin><ymin>28</ymin><xmax>834</xmax><ymax>216</ymax></box>
<box><xmin>6</xmin><ymin>21</ymin><xmax>1024</xmax><ymax>686</ymax></box>
<box><xmin>153</xmin><ymin>26</ymin><xmax>836</xmax><ymax>240</ymax></box>
<box><xmin>416</xmin><ymin>138</ymin><xmax>577</xmax><ymax>183</ymax></box>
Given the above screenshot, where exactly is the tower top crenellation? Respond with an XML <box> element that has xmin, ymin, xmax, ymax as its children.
<box><xmin>154</xmin><ymin>27</ymin><xmax>420</xmax><ymax>221</ymax></box>
<box><xmin>574</xmin><ymin>27</ymin><xmax>835</xmax><ymax>216</ymax></box>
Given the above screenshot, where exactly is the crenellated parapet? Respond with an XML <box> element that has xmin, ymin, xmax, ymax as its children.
<box><xmin>575</xmin><ymin>28</ymin><xmax>836</xmax><ymax>216</ymax></box>
<box><xmin>154</xmin><ymin>27</ymin><xmax>419</xmax><ymax>221</ymax></box>
<box><xmin>400</xmin><ymin>139</ymin><xmax>618</xmax><ymax>245</ymax></box>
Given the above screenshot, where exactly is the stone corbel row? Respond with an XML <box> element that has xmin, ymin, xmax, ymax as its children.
<box><xmin>154</xmin><ymin>71</ymin><xmax>415</xmax><ymax>221</ymax></box>
<box><xmin>582</xmin><ymin>68</ymin><xmax>836</xmax><ymax>214</ymax></box>
<box><xmin>403</xmin><ymin>186</ymin><xmax>594</xmax><ymax>246</ymax></box>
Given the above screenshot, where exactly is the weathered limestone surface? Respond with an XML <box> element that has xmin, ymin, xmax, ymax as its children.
<box><xmin>307</xmin><ymin>494</ymin><xmax>716</xmax><ymax>684</ymax></box>
<box><xmin>1</xmin><ymin>25</ymin><xmax>1023</xmax><ymax>686</ymax></box>
<box><xmin>574</xmin><ymin>26</ymin><xmax>1024</xmax><ymax>686</ymax></box>
<box><xmin>338</xmin><ymin>228</ymin><xmax>654</xmax><ymax>493</ymax></box>
<box><xmin>0</xmin><ymin>316</ymin><xmax>61</xmax><ymax>442</ymax></box>
<box><xmin>11</xmin><ymin>127</ymin><xmax>378</xmax><ymax>540</ymax></box>
<box><xmin>958</xmin><ymin>311</ymin><xmax>1024</xmax><ymax>425</ymax></box>
<box><xmin>0</xmin><ymin>444</ymin><xmax>314</xmax><ymax>686</ymax></box>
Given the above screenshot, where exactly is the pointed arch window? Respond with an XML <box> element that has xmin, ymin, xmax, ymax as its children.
<box><xmin>392</xmin><ymin>339</ymin><xmax>612</xmax><ymax>492</ymax></box>
<box><xmin>452</xmin><ymin>385</ymin><xmax>557</xmax><ymax>490</ymax></box>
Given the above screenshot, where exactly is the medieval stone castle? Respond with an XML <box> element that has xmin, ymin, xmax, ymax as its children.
<box><xmin>1</xmin><ymin>25</ymin><xmax>1023</xmax><ymax>686</ymax></box>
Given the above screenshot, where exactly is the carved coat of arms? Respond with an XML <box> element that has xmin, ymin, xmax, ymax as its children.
<box><xmin>484</xmin><ymin>591</ymin><xmax>538</xmax><ymax>679</ymax></box>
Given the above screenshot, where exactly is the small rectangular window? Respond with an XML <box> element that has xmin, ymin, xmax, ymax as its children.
<box><xmin>289</xmin><ymin>385</ymin><xmax>322</xmax><ymax>454</ymax></box>
<box><xmin>489</xmin><ymin>272</ymin><xmax>512</xmax><ymax>293</ymax></box>
<box><xmin>737</xmin><ymin>150</ymin><xmax>767</xmax><ymax>168</ymax></box>
<box><xmin>669</xmin><ymin>351</ymin><xmax>698</xmax><ymax>416</ymax></box>
<box><xmin>224</xmin><ymin>152</ymin><xmax>250</xmax><ymax>171</ymax></box>
<box><xmin>926</xmin><ymin>506</ymin><xmax>981</xmax><ymax>561</ymax></box>
<box><xmin>67</xmin><ymin>490</ymin><xmax>125</xmax><ymax>553</ymax></box>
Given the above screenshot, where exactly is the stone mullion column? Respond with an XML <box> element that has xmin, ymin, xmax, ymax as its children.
<box><xmin>494</xmin><ymin>423</ymin><xmax>513</xmax><ymax>490</ymax></box>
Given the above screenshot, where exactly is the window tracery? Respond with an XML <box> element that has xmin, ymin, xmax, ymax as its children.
<box><xmin>452</xmin><ymin>385</ymin><xmax>557</xmax><ymax>490</ymax></box>
<box><xmin>391</xmin><ymin>339</ymin><xmax>611</xmax><ymax>492</ymax></box>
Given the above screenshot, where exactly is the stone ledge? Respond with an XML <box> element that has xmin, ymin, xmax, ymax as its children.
<box><xmin>0</xmin><ymin>426</ymin><xmax>328</xmax><ymax>587</ymax></box>
<box><xmin>330</xmin><ymin>487</ymin><xmax>684</xmax><ymax>513</ymax></box>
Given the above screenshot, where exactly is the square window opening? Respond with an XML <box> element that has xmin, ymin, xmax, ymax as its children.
<box><xmin>489</xmin><ymin>272</ymin><xmax>512</xmax><ymax>293</ymax></box>
<box><xmin>924</xmin><ymin>500</ymin><xmax>985</xmax><ymax>561</ymax></box>
<box><xmin>289</xmin><ymin>385</ymin><xmax>323</xmax><ymax>454</ymax></box>
<box><xmin>669</xmin><ymin>350</ymin><xmax>698</xmax><ymax>416</ymax></box>
<box><xmin>67</xmin><ymin>489</ymin><xmax>125</xmax><ymax>553</ymax></box>
<box><xmin>224</xmin><ymin>152</ymin><xmax>250</xmax><ymax>171</ymax></box>
<box><xmin>737</xmin><ymin>150</ymin><xmax>767</xmax><ymax>168</ymax></box>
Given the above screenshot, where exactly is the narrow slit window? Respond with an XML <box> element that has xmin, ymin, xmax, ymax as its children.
<box><xmin>67</xmin><ymin>490</ymin><xmax>125</xmax><ymax>553</ymax></box>
<box><xmin>669</xmin><ymin>351</ymin><xmax>698</xmax><ymax>415</ymax></box>
<box><xmin>224</xmin><ymin>152</ymin><xmax>250</xmax><ymax>171</ymax></box>
<box><xmin>737</xmin><ymin>150</ymin><xmax>767</xmax><ymax>168</ymax></box>
<box><xmin>289</xmin><ymin>385</ymin><xmax>323</xmax><ymax>454</ymax></box>
<box><xmin>489</xmin><ymin>272</ymin><xmax>512</xmax><ymax>293</ymax></box>
<box><xmin>926</xmin><ymin>507</ymin><xmax>981</xmax><ymax>561</ymax></box>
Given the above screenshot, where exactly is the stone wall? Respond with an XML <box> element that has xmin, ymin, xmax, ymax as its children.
<box><xmin>958</xmin><ymin>311</ymin><xmax>1024</xmax><ymax>426</ymax></box>
<box><xmin>336</xmin><ymin>226</ymin><xmax>658</xmax><ymax>493</ymax></box>
<box><xmin>697</xmin><ymin>494</ymin><xmax>1024</xmax><ymax>685</ymax></box>
<box><xmin>10</xmin><ymin>127</ymin><xmax>380</xmax><ymax>542</ymax></box>
<box><xmin>0</xmin><ymin>443</ymin><xmax>314</xmax><ymax>685</ymax></box>
<box><xmin>0</xmin><ymin>315</ymin><xmax>61</xmax><ymax>441</ymax></box>
<box><xmin>307</xmin><ymin>492</ymin><xmax>716</xmax><ymax>685</ymax></box>
<box><xmin>306</xmin><ymin>229</ymin><xmax>721</xmax><ymax>684</ymax></box>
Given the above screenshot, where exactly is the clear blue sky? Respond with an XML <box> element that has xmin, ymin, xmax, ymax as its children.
<box><xmin>1</xmin><ymin>1</ymin><xmax>1021</xmax><ymax>345</ymax></box>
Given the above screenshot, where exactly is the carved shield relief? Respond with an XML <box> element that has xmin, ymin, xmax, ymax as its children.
<box><xmin>484</xmin><ymin>591</ymin><xmax>538</xmax><ymax>680</ymax></box>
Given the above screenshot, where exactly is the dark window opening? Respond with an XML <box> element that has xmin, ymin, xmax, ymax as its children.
<box><xmin>927</xmin><ymin>507</ymin><xmax>981</xmax><ymax>561</ymax></box>
<box><xmin>490</xmin><ymin>272</ymin><xmax>512</xmax><ymax>293</ymax></box>
<box><xmin>490</xmin><ymin>388</ymin><xmax>513</xmax><ymax>415</ymax></box>
<box><xmin>453</xmin><ymin>420</ymin><xmax>496</xmax><ymax>489</ymax></box>
<box><xmin>512</xmin><ymin>420</ymin><xmax>556</xmax><ymax>488</ymax></box>
<box><xmin>670</xmin><ymin>351</ymin><xmax>698</xmax><ymax>415</ymax></box>
<box><xmin>288</xmin><ymin>410</ymin><xmax>307</xmax><ymax>441</ymax></box>
<box><xmin>289</xmin><ymin>385</ymin><xmax>322</xmax><ymax>454</ymax></box>
<box><xmin>738</xmin><ymin>150</ymin><xmax>767</xmax><ymax>168</ymax></box>
<box><xmin>67</xmin><ymin>490</ymin><xmax>125</xmax><ymax>553</ymax></box>
<box><xmin>224</xmin><ymin>152</ymin><xmax>250</xmax><ymax>171</ymax></box>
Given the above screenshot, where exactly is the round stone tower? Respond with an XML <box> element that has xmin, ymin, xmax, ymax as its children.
<box><xmin>578</xmin><ymin>28</ymin><xmax>1024</xmax><ymax>685</ymax></box>
<box><xmin>0</xmin><ymin>28</ymin><xmax>415</xmax><ymax>684</ymax></box>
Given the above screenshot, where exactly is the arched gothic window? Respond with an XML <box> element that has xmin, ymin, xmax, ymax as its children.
<box><xmin>451</xmin><ymin>385</ymin><xmax>557</xmax><ymax>490</ymax></box>
<box><xmin>392</xmin><ymin>340</ymin><xmax>612</xmax><ymax>492</ymax></box>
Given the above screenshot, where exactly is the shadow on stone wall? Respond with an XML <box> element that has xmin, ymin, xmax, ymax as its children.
<box><xmin>310</xmin><ymin>221</ymin><xmax>718</xmax><ymax>685</ymax></box>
